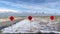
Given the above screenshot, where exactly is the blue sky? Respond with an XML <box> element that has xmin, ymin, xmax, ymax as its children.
<box><xmin>0</xmin><ymin>0</ymin><xmax>60</xmax><ymax>14</ymax></box>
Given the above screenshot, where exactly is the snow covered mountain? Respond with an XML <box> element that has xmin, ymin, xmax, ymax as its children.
<box><xmin>0</xmin><ymin>9</ymin><xmax>60</xmax><ymax>17</ymax></box>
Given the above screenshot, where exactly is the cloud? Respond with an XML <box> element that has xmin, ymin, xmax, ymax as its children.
<box><xmin>41</xmin><ymin>1</ymin><xmax>60</xmax><ymax>9</ymax></box>
<box><xmin>0</xmin><ymin>8</ymin><xmax>21</xmax><ymax>13</ymax></box>
<box><xmin>0</xmin><ymin>1</ymin><xmax>53</xmax><ymax>10</ymax></box>
<box><xmin>0</xmin><ymin>0</ymin><xmax>60</xmax><ymax>14</ymax></box>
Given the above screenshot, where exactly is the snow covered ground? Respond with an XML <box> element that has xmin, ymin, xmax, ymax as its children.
<box><xmin>1</xmin><ymin>18</ymin><xmax>60</xmax><ymax>33</ymax></box>
<box><xmin>1</xmin><ymin>18</ymin><xmax>40</xmax><ymax>33</ymax></box>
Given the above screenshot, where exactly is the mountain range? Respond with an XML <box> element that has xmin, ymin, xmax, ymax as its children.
<box><xmin>0</xmin><ymin>11</ymin><xmax>60</xmax><ymax>17</ymax></box>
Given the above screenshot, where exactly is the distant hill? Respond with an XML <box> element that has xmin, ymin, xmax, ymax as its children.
<box><xmin>0</xmin><ymin>11</ymin><xmax>60</xmax><ymax>17</ymax></box>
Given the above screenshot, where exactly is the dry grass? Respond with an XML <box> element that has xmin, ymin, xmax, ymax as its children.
<box><xmin>0</xmin><ymin>16</ymin><xmax>60</xmax><ymax>26</ymax></box>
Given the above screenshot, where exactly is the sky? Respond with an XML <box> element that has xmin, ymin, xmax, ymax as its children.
<box><xmin>0</xmin><ymin>0</ymin><xmax>60</xmax><ymax>14</ymax></box>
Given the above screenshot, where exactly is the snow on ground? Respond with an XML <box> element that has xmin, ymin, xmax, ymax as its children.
<box><xmin>1</xmin><ymin>18</ymin><xmax>60</xmax><ymax>33</ymax></box>
<box><xmin>1</xmin><ymin>18</ymin><xmax>40</xmax><ymax>33</ymax></box>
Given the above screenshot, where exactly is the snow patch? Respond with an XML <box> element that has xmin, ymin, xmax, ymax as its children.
<box><xmin>1</xmin><ymin>18</ymin><xmax>40</xmax><ymax>33</ymax></box>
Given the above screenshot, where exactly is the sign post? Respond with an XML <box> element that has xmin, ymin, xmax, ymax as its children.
<box><xmin>28</xmin><ymin>16</ymin><xmax>32</xmax><ymax>32</ymax></box>
<box><xmin>50</xmin><ymin>16</ymin><xmax>55</xmax><ymax>31</ymax></box>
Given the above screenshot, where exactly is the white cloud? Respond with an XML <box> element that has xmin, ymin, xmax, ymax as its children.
<box><xmin>0</xmin><ymin>1</ymin><xmax>55</xmax><ymax>10</ymax></box>
<box><xmin>0</xmin><ymin>1</ymin><xmax>60</xmax><ymax>14</ymax></box>
<box><xmin>0</xmin><ymin>8</ymin><xmax>21</xmax><ymax>13</ymax></box>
